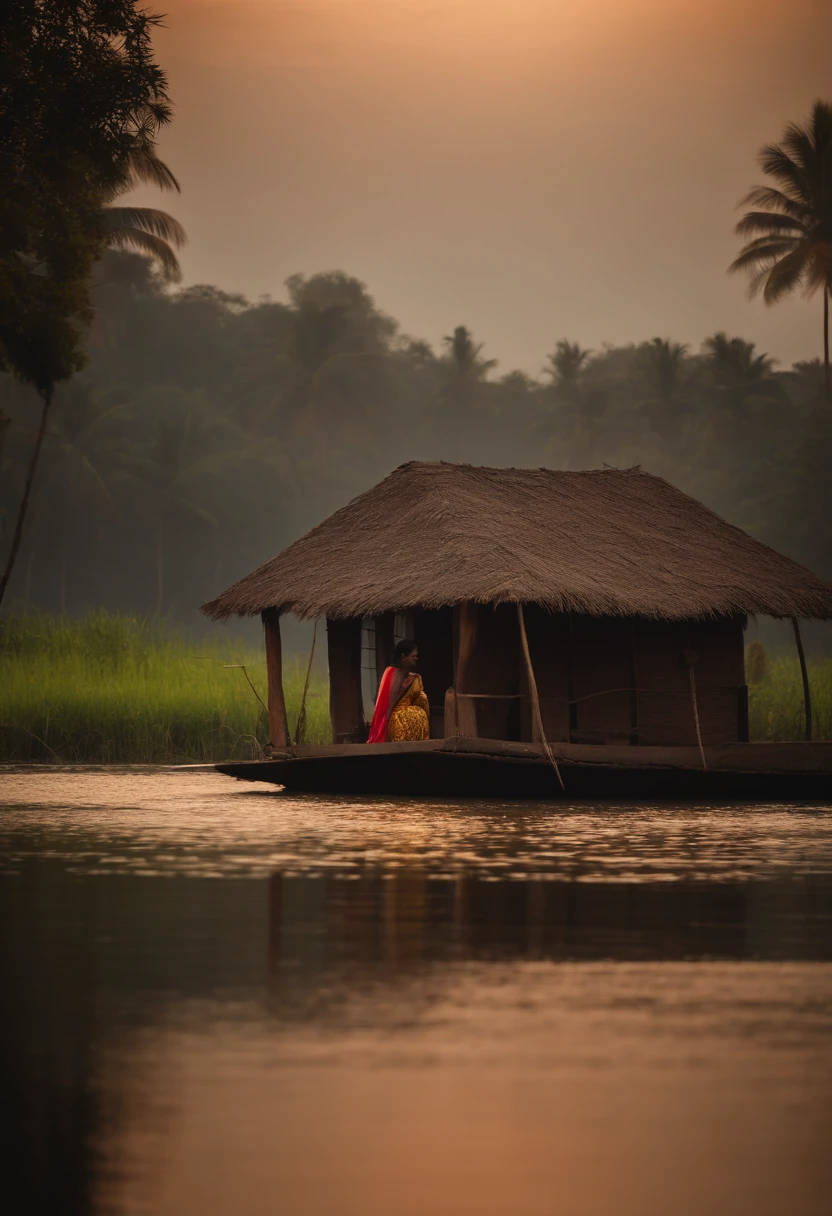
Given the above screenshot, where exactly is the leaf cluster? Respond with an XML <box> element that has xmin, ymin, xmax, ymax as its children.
<box><xmin>0</xmin><ymin>0</ymin><xmax>173</xmax><ymax>391</ymax></box>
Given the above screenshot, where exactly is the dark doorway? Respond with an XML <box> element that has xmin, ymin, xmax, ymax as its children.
<box><xmin>413</xmin><ymin>607</ymin><xmax>454</xmax><ymax>737</ymax></box>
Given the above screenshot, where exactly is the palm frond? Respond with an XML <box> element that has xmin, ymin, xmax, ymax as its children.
<box><xmin>103</xmin><ymin>207</ymin><xmax>187</xmax><ymax>247</ymax></box>
<box><xmin>761</xmin><ymin>247</ymin><xmax>812</xmax><ymax>303</ymax></box>
<box><xmin>781</xmin><ymin>123</ymin><xmax>820</xmax><ymax>177</ymax></box>
<box><xmin>735</xmin><ymin>211</ymin><xmax>806</xmax><ymax>237</ymax></box>
<box><xmin>125</xmin><ymin>149</ymin><xmax>181</xmax><ymax>193</ymax></box>
<box><xmin>758</xmin><ymin>143</ymin><xmax>809</xmax><ymax>196</ymax></box>
<box><xmin>737</xmin><ymin>185</ymin><xmax>809</xmax><ymax>220</ymax></box>
<box><xmin>104</xmin><ymin>227</ymin><xmax>183</xmax><ymax>282</ymax></box>
<box><xmin>729</xmin><ymin>236</ymin><xmax>799</xmax><ymax>277</ymax></box>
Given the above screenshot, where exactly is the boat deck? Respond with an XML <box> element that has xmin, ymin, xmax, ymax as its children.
<box><xmin>216</xmin><ymin>737</ymin><xmax>832</xmax><ymax>800</ymax></box>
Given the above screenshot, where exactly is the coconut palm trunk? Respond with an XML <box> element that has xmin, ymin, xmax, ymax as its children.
<box><xmin>0</xmin><ymin>385</ymin><xmax>53</xmax><ymax>608</ymax></box>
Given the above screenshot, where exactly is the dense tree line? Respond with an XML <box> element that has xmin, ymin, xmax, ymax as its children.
<box><xmin>1</xmin><ymin>251</ymin><xmax>829</xmax><ymax>626</ymax></box>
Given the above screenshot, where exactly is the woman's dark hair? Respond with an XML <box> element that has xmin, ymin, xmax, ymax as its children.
<box><xmin>392</xmin><ymin>638</ymin><xmax>417</xmax><ymax>665</ymax></box>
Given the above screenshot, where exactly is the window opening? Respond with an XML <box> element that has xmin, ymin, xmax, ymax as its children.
<box><xmin>394</xmin><ymin>613</ymin><xmax>413</xmax><ymax>644</ymax></box>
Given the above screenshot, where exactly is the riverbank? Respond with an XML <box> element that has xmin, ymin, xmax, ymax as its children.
<box><xmin>1</xmin><ymin>612</ymin><xmax>829</xmax><ymax>763</ymax></box>
<box><xmin>0</xmin><ymin>613</ymin><xmax>329</xmax><ymax>763</ymax></box>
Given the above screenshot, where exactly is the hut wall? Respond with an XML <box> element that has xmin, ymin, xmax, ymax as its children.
<box><xmin>342</xmin><ymin>604</ymin><xmax>746</xmax><ymax>747</ymax></box>
<box><xmin>512</xmin><ymin>609</ymin><xmax>746</xmax><ymax>747</ymax></box>
<box><xmin>462</xmin><ymin>604</ymin><xmax>522</xmax><ymax>740</ymax></box>
<box><xmin>569</xmin><ymin>615</ymin><xmax>635</xmax><ymax>744</ymax></box>
<box><xmin>633</xmin><ymin>616</ymin><xmax>746</xmax><ymax>746</ymax></box>
<box><xmin>521</xmin><ymin>605</ymin><xmax>571</xmax><ymax>742</ymax></box>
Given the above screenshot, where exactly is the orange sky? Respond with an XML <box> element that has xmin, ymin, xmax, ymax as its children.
<box><xmin>129</xmin><ymin>0</ymin><xmax>832</xmax><ymax>372</ymax></box>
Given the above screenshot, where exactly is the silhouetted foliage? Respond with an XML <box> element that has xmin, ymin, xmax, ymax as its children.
<box><xmin>0</xmin><ymin>0</ymin><xmax>174</xmax><ymax>605</ymax></box>
<box><xmin>730</xmin><ymin>100</ymin><xmax>832</xmax><ymax>402</ymax></box>
<box><xmin>1</xmin><ymin>253</ymin><xmax>829</xmax><ymax>624</ymax></box>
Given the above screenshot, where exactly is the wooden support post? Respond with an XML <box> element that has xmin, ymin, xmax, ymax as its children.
<box><xmin>327</xmin><ymin>617</ymin><xmax>366</xmax><ymax>742</ymax></box>
<box><xmin>262</xmin><ymin>608</ymin><xmax>289</xmax><ymax>749</ymax></box>
<box><xmin>792</xmin><ymin>617</ymin><xmax>813</xmax><ymax>741</ymax></box>
<box><xmin>452</xmin><ymin>601</ymin><xmax>478</xmax><ymax>737</ymax></box>
<box><xmin>517</xmin><ymin>603</ymin><xmax>565</xmax><ymax>791</ymax></box>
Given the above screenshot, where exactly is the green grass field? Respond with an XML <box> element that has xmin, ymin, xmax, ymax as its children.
<box><xmin>0</xmin><ymin>612</ymin><xmax>330</xmax><ymax>763</ymax></box>
<box><xmin>0</xmin><ymin>613</ymin><xmax>829</xmax><ymax>763</ymax></box>
<box><xmin>747</xmin><ymin>654</ymin><xmax>832</xmax><ymax>743</ymax></box>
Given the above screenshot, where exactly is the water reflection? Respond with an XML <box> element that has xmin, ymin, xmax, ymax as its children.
<box><xmin>2</xmin><ymin>770</ymin><xmax>831</xmax><ymax>1216</ymax></box>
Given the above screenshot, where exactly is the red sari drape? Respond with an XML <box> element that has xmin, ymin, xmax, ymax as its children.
<box><xmin>367</xmin><ymin>666</ymin><xmax>395</xmax><ymax>742</ymax></box>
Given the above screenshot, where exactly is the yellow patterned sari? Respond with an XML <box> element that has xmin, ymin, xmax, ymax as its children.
<box><xmin>388</xmin><ymin>673</ymin><xmax>430</xmax><ymax>741</ymax></box>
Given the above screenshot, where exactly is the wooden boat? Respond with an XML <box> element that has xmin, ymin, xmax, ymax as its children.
<box><xmin>217</xmin><ymin>737</ymin><xmax>832</xmax><ymax>800</ymax></box>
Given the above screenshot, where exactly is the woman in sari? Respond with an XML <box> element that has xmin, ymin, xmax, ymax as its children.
<box><xmin>367</xmin><ymin>639</ymin><xmax>430</xmax><ymax>742</ymax></box>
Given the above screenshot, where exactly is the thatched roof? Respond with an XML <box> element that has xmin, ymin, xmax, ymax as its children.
<box><xmin>201</xmin><ymin>462</ymin><xmax>832</xmax><ymax>622</ymax></box>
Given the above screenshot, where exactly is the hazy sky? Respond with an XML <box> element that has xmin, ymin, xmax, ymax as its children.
<box><xmin>130</xmin><ymin>0</ymin><xmax>832</xmax><ymax>374</ymax></box>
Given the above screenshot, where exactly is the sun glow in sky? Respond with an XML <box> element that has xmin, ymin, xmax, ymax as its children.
<box><xmin>131</xmin><ymin>0</ymin><xmax>832</xmax><ymax>371</ymax></box>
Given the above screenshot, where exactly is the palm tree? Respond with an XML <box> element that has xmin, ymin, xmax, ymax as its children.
<box><xmin>102</xmin><ymin>148</ymin><xmax>187</xmax><ymax>281</ymax></box>
<box><xmin>638</xmin><ymin>338</ymin><xmax>689</xmax><ymax>437</ymax></box>
<box><xmin>436</xmin><ymin>326</ymin><xmax>496</xmax><ymax>459</ymax></box>
<box><xmin>545</xmin><ymin>340</ymin><xmax>591</xmax><ymax>388</ymax></box>
<box><xmin>729</xmin><ymin>100</ymin><xmax>832</xmax><ymax>402</ymax></box>
<box><xmin>703</xmin><ymin>333</ymin><xmax>783</xmax><ymax>409</ymax></box>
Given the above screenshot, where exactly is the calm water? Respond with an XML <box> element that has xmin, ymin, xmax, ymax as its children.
<box><xmin>1</xmin><ymin>769</ymin><xmax>831</xmax><ymax>1216</ymax></box>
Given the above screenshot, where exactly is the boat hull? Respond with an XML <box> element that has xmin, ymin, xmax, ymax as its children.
<box><xmin>216</xmin><ymin>738</ymin><xmax>832</xmax><ymax>800</ymax></box>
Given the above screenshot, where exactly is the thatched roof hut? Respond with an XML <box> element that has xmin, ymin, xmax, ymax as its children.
<box><xmin>202</xmin><ymin>462</ymin><xmax>832</xmax><ymax>623</ymax></box>
<box><xmin>202</xmin><ymin>462</ymin><xmax>832</xmax><ymax>751</ymax></box>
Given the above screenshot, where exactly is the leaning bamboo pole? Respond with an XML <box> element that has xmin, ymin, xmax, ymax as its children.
<box><xmin>294</xmin><ymin>619</ymin><xmax>318</xmax><ymax>745</ymax></box>
<box><xmin>791</xmin><ymin>617</ymin><xmax>813</xmax><ymax>741</ymax></box>
<box><xmin>687</xmin><ymin>664</ymin><xmax>708</xmax><ymax>772</ymax></box>
<box><xmin>516</xmin><ymin>603</ymin><xmax>565</xmax><ymax>792</ymax></box>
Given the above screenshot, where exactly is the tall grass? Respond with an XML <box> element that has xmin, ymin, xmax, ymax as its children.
<box><xmin>747</xmin><ymin>653</ymin><xmax>832</xmax><ymax>742</ymax></box>
<box><xmin>0</xmin><ymin>612</ymin><xmax>330</xmax><ymax>763</ymax></box>
<box><xmin>1</xmin><ymin>615</ymin><xmax>829</xmax><ymax>764</ymax></box>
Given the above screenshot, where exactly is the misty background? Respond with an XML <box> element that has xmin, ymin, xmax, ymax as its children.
<box><xmin>1</xmin><ymin>0</ymin><xmax>831</xmax><ymax>653</ymax></box>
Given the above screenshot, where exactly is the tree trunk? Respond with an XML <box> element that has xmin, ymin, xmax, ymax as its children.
<box><xmin>0</xmin><ymin>385</ymin><xmax>53</xmax><ymax>609</ymax></box>
<box><xmin>824</xmin><ymin>287</ymin><xmax>830</xmax><ymax>405</ymax></box>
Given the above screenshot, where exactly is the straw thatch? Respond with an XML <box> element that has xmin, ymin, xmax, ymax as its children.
<box><xmin>201</xmin><ymin>462</ymin><xmax>832</xmax><ymax>622</ymax></box>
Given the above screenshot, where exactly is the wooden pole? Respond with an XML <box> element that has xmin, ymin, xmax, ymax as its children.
<box><xmin>262</xmin><ymin>608</ymin><xmax>289</xmax><ymax>749</ymax></box>
<box><xmin>792</xmin><ymin>617</ymin><xmax>813</xmax><ymax>741</ymax></box>
<box><xmin>687</xmin><ymin>664</ymin><xmax>708</xmax><ymax>771</ymax></box>
<box><xmin>517</xmin><ymin>603</ymin><xmax>565</xmax><ymax>792</ymax></box>
<box><xmin>454</xmin><ymin>601</ymin><xmax>478</xmax><ymax>737</ymax></box>
<box><xmin>326</xmin><ymin>617</ymin><xmax>365</xmax><ymax>742</ymax></box>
